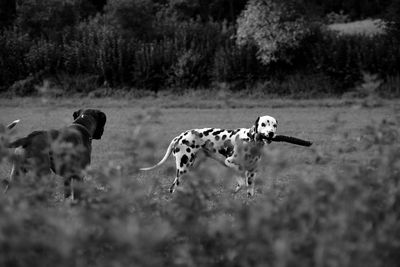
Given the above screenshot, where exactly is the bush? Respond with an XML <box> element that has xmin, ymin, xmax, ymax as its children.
<box><xmin>1</xmin><ymin>3</ymin><xmax>400</xmax><ymax>96</ymax></box>
<box><xmin>378</xmin><ymin>74</ymin><xmax>400</xmax><ymax>97</ymax></box>
<box><xmin>104</xmin><ymin>0</ymin><xmax>155</xmax><ymax>40</ymax></box>
<box><xmin>54</xmin><ymin>73</ymin><xmax>100</xmax><ymax>95</ymax></box>
<box><xmin>254</xmin><ymin>72</ymin><xmax>335</xmax><ymax>96</ymax></box>
<box><xmin>213</xmin><ymin>36</ymin><xmax>265</xmax><ymax>85</ymax></box>
<box><xmin>9</xmin><ymin>74</ymin><xmax>38</xmax><ymax>96</ymax></box>
<box><xmin>133</xmin><ymin>19</ymin><xmax>225</xmax><ymax>90</ymax></box>
<box><xmin>236</xmin><ymin>0</ymin><xmax>310</xmax><ymax>65</ymax></box>
<box><xmin>0</xmin><ymin>29</ymin><xmax>31</xmax><ymax>90</ymax></box>
<box><xmin>25</xmin><ymin>39</ymin><xmax>63</xmax><ymax>75</ymax></box>
<box><xmin>63</xmin><ymin>17</ymin><xmax>137</xmax><ymax>87</ymax></box>
<box><xmin>293</xmin><ymin>26</ymin><xmax>400</xmax><ymax>95</ymax></box>
<box><xmin>15</xmin><ymin>0</ymin><xmax>81</xmax><ymax>39</ymax></box>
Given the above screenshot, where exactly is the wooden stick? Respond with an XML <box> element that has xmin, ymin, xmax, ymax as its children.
<box><xmin>271</xmin><ymin>135</ymin><xmax>313</xmax><ymax>147</ymax></box>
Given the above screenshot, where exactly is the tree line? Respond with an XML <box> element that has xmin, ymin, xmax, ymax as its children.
<box><xmin>1</xmin><ymin>0</ymin><xmax>399</xmax><ymax>96</ymax></box>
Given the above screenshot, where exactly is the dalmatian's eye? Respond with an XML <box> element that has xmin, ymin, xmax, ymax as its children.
<box><xmin>273</xmin><ymin>124</ymin><xmax>277</xmax><ymax>128</ymax></box>
<box><xmin>261</xmin><ymin>123</ymin><xmax>266</xmax><ymax>127</ymax></box>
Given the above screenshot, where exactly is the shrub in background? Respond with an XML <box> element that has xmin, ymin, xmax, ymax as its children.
<box><xmin>104</xmin><ymin>0</ymin><xmax>155</xmax><ymax>40</ymax></box>
<box><xmin>1</xmin><ymin>0</ymin><xmax>400</xmax><ymax>97</ymax></box>
<box><xmin>325</xmin><ymin>10</ymin><xmax>350</xmax><ymax>24</ymax></box>
<box><xmin>0</xmin><ymin>29</ymin><xmax>31</xmax><ymax>90</ymax></box>
<box><xmin>25</xmin><ymin>39</ymin><xmax>63</xmax><ymax>75</ymax></box>
<box><xmin>54</xmin><ymin>73</ymin><xmax>99</xmax><ymax>95</ymax></box>
<box><xmin>254</xmin><ymin>72</ymin><xmax>335</xmax><ymax>97</ymax></box>
<box><xmin>63</xmin><ymin>16</ymin><xmax>137</xmax><ymax>88</ymax></box>
<box><xmin>378</xmin><ymin>75</ymin><xmax>400</xmax><ymax>97</ymax></box>
<box><xmin>294</xmin><ymin>26</ymin><xmax>400</xmax><ymax>95</ymax></box>
<box><xmin>213</xmin><ymin>35</ymin><xmax>265</xmax><ymax>86</ymax></box>
<box><xmin>236</xmin><ymin>0</ymin><xmax>310</xmax><ymax>65</ymax></box>
<box><xmin>15</xmin><ymin>0</ymin><xmax>81</xmax><ymax>39</ymax></box>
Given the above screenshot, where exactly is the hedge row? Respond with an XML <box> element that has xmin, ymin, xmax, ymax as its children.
<box><xmin>1</xmin><ymin>21</ymin><xmax>399</xmax><ymax>96</ymax></box>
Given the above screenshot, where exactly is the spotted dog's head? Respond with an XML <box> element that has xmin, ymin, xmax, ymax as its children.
<box><xmin>73</xmin><ymin>109</ymin><xmax>107</xmax><ymax>139</ymax></box>
<box><xmin>254</xmin><ymin>115</ymin><xmax>278</xmax><ymax>142</ymax></box>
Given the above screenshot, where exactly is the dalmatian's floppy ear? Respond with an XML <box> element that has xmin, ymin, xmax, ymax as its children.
<box><xmin>73</xmin><ymin>109</ymin><xmax>83</xmax><ymax>120</ymax></box>
<box><xmin>254</xmin><ymin>116</ymin><xmax>260</xmax><ymax>133</ymax></box>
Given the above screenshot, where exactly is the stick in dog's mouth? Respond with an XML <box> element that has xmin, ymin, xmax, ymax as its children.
<box><xmin>271</xmin><ymin>135</ymin><xmax>313</xmax><ymax>147</ymax></box>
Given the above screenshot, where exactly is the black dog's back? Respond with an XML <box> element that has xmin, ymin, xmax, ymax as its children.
<box><xmin>7</xmin><ymin>131</ymin><xmax>55</xmax><ymax>176</ymax></box>
<box><xmin>7</xmin><ymin>127</ymin><xmax>88</xmax><ymax>174</ymax></box>
<box><xmin>8</xmin><ymin>131</ymin><xmax>47</xmax><ymax>148</ymax></box>
<box><xmin>8</xmin><ymin>130</ymin><xmax>62</xmax><ymax>154</ymax></box>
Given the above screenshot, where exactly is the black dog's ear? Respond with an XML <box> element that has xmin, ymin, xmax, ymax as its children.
<box><xmin>73</xmin><ymin>109</ymin><xmax>83</xmax><ymax>120</ymax></box>
<box><xmin>254</xmin><ymin>116</ymin><xmax>260</xmax><ymax>133</ymax></box>
<box><xmin>92</xmin><ymin>111</ymin><xmax>107</xmax><ymax>140</ymax></box>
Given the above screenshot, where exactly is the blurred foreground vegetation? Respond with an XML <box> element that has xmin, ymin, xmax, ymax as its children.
<box><xmin>0</xmin><ymin>110</ymin><xmax>400</xmax><ymax>266</ymax></box>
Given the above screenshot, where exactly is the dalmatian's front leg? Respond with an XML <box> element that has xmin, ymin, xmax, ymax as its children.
<box><xmin>234</xmin><ymin>175</ymin><xmax>245</xmax><ymax>193</ymax></box>
<box><xmin>225</xmin><ymin>155</ymin><xmax>247</xmax><ymax>193</ymax></box>
<box><xmin>224</xmin><ymin>155</ymin><xmax>241</xmax><ymax>172</ymax></box>
<box><xmin>245</xmin><ymin>171</ymin><xmax>256</xmax><ymax>197</ymax></box>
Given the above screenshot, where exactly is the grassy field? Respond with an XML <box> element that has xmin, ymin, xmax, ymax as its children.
<box><xmin>1</xmin><ymin>96</ymin><xmax>400</xmax><ymax>266</ymax></box>
<box><xmin>0</xmin><ymin>97</ymin><xmax>397</xmax><ymax>194</ymax></box>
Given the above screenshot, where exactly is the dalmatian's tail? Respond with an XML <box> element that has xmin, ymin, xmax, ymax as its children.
<box><xmin>140</xmin><ymin>139</ymin><xmax>177</xmax><ymax>171</ymax></box>
<box><xmin>6</xmin><ymin>119</ymin><xmax>20</xmax><ymax>130</ymax></box>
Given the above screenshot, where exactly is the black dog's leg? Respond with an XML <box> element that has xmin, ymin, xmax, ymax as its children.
<box><xmin>2</xmin><ymin>179</ymin><xmax>10</xmax><ymax>193</ymax></box>
<box><xmin>64</xmin><ymin>178</ymin><xmax>72</xmax><ymax>199</ymax></box>
<box><xmin>64</xmin><ymin>175</ymin><xmax>84</xmax><ymax>200</ymax></box>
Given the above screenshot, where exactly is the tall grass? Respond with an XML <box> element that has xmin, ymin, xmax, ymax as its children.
<box><xmin>1</xmin><ymin>109</ymin><xmax>400</xmax><ymax>266</ymax></box>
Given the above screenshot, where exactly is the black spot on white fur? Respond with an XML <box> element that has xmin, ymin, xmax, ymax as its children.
<box><xmin>180</xmin><ymin>154</ymin><xmax>189</xmax><ymax>167</ymax></box>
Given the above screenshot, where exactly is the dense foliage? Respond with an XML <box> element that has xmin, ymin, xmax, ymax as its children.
<box><xmin>0</xmin><ymin>0</ymin><xmax>399</xmax><ymax>96</ymax></box>
<box><xmin>236</xmin><ymin>0</ymin><xmax>309</xmax><ymax>65</ymax></box>
<box><xmin>1</xmin><ymin>109</ymin><xmax>400</xmax><ymax>266</ymax></box>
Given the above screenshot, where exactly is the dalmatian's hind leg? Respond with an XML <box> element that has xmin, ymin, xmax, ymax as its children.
<box><xmin>170</xmin><ymin>169</ymin><xmax>184</xmax><ymax>193</ymax></box>
<box><xmin>170</xmin><ymin>151</ymin><xmax>192</xmax><ymax>193</ymax></box>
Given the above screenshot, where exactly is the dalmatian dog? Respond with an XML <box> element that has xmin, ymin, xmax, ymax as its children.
<box><xmin>140</xmin><ymin>115</ymin><xmax>277</xmax><ymax>196</ymax></box>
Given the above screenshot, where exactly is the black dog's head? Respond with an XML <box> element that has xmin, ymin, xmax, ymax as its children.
<box><xmin>73</xmin><ymin>109</ymin><xmax>107</xmax><ymax>140</ymax></box>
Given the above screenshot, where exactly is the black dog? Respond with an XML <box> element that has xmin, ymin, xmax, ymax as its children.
<box><xmin>4</xmin><ymin>109</ymin><xmax>106</xmax><ymax>199</ymax></box>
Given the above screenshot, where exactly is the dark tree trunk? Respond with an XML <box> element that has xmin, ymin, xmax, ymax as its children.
<box><xmin>89</xmin><ymin>0</ymin><xmax>107</xmax><ymax>12</ymax></box>
<box><xmin>0</xmin><ymin>0</ymin><xmax>16</xmax><ymax>28</ymax></box>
